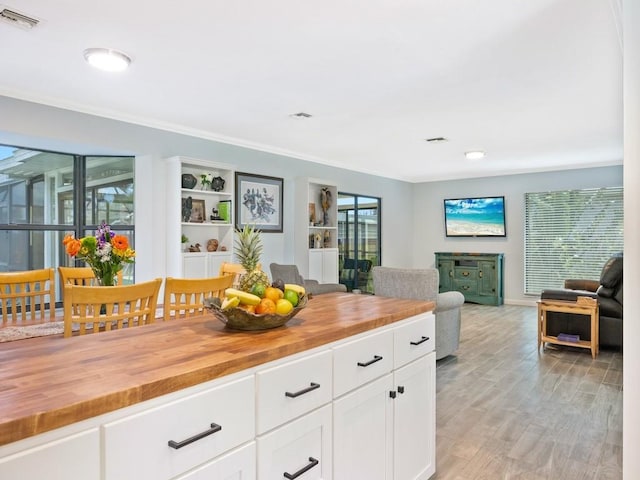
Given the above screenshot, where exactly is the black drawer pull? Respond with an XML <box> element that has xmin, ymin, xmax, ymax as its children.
<box><xmin>398</xmin><ymin>385</ymin><xmax>405</xmax><ymax>394</ymax></box>
<box><xmin>285</xmin><ymin>382</ymin><xmax>320</xmax><ymax>398</ymax></box>
<box><xmin>284</xmin><ymin>456</ymin><xmax>319</xmax><ymax>479</ymax></box>
<box><xmin>410</xmin><ymin>336</ymin><xmax>430</xmax><ymax>346</ymax></box>
<box><xmin>357</xmin><ymin>355</ymin><xmax>383</xmax><ymax>367</ymax></box>
<box><xmin>168</xmin><ymin>423</ymin><xmax>222</xmax><ymax>449</ymax></box>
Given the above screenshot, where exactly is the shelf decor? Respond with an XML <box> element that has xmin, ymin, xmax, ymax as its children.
<box><xmin>235</xmin><ymin>172</ymin><xmax>283</xmax><ymax>232</ymax></box>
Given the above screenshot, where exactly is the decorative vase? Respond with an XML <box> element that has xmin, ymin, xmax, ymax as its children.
<box><xmin>211</xmin><ymin>176</ymin><xmax>225</xmax><ymax>192</ymax></box>
<box><xmin>181</xmin><ymin>173</ymin><xmax>197</xmax><ymax>189</ymax></box>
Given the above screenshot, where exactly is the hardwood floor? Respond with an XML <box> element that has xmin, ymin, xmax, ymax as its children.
<box><xmin>434</xmin><ymin>304</ymin><xmax>623</xmax><ymax>480</ymax></box>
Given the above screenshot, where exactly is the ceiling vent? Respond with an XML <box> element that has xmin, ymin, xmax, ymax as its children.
<box><xmin>0</xmin><ymin>7</ymin><xmax>39</xmax><ymax>30</ymax></box>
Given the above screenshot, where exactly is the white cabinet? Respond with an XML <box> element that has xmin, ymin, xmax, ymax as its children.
<box><xmin>103</xmin><ymin>375</ymin><xmax>255</xmax><ymax>480</ymax></box>
<box><xmin>333</xmin><ymin>374</ymin><xmax>393</xmax><ymax>480</ymax></box>
<box><xmin>393</xmin><ymin>354</ymin><xmax>435</xmax><ymax>480</ymax></box>
<box><xmin>257</xmin><ymin>404</ymin><xmax>332</xmax><ymax>480</ymax></box>
<box><xmin>0</xmin><ymin>429</ymin><xmax>100</xmax><ymax>480</ymax></box>
<box><xmin>294</xmin><ymin>177</ymin><xmax>339</xmax><ymax>283</ymax></box>
<box><xmin>166</xmin><ymin>156</ymin><xmax>236</xmax><ymax>278</ymax></box>
<box><xmin>174</xmin><ymin>442</ymin><xmax>256</xmax><ymax>480</ymax></box>
<box><xmin>309</xmin><ymin>248</ymin><xmax>339</xmax><ymax>284</ymax></box>
<box><xmin>332</xmin><ymin>312</ymin><xmax>436</xmax><ymax>480</ymax></box>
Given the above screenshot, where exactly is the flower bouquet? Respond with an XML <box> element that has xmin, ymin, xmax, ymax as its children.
<box><xmin>63</xmin><ymin>222</ymin><xmax>136</xmax><ymax>286</ymax></box>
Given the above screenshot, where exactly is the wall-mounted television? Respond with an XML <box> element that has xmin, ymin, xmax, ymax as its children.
<box><xmin>443</xmin><ymin>196</ymin><xmax>506</xmax><ymax>237</ymax></box>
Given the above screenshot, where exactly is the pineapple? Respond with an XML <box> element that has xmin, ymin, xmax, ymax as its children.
<box><xmin>235</xmin><ymin>225</ymin><xmax>269</xmax><ymax>292</ymax></box>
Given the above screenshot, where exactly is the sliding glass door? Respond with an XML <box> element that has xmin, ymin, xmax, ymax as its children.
<box><xmin>337</xmin><ymin>193</ymin><xmax>381</xmax><ymax>293</ymax></box>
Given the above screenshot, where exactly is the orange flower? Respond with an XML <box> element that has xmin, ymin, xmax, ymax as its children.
<box><xmin>65</xmin><ymin>238</ymin><xmax>82</xmax><ymax>256</ymax></box>
<box><xmin>111</xmin><ymin>235</ymin><xmax>129</xmax><ymax>251</ymax></box>
<box><xmin>62</xmin><ymin>234</ymin><xmax>74</xmax><ymax>246</ymax></box>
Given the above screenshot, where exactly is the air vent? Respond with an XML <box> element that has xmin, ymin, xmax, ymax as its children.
<box><xmin>0</xmin><ymin>7</ymin><xmax>39</xmax><ymax>30</ymax></box>
<box><xmin>425</xmin><ymin>137</ymin><xmax>448</xmax><ymax>143</ymax></box>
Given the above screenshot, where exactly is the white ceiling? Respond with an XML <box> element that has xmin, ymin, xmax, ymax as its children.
<box><xmin>0</xmin><ymin>0</ymin><xmax>623</xmax><ymax>182</ymax></box>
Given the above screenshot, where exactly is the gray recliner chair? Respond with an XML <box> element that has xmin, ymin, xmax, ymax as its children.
<box><xmin>269</xmin><ymin>263</ymin><xmax>347</xmax><ymax>295</ymax></box>
<box><xmin>372</xmin><ymin>266</ymin><xmax>465</xmax><ymax>360</ymax></box>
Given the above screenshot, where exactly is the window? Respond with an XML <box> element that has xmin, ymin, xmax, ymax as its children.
<box><xmin>0</xmin><ymin>145</ymin><xmax>134</xmax><ymax>302</ymax></box>
<box><xmin>524</xmin><ymin>187</ymin><xmax>623</xmax><ymax>295</ymax></box>
<box><xmin>337</xmin><ymin>193</ymin><xmax>381</xmax><ymax>293</ymax></box>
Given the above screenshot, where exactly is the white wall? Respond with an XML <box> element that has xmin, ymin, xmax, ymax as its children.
<box><xmin>412</xmin><ymin>166</ymin><xmax>623</xmax><ymax>305</ymax></box>
<box><xmin>624</xmin><ymin>0</ymin><xmax>639</xmax><ymax>476</ymax></box>
<box><xmin>0</xmin><ymin>96</ymin><xmax>415</xmax><ymax>281</ymax></box>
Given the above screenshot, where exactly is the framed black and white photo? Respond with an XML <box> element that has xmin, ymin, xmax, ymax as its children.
<box><xmin>235</xmin><ymin>172</ymin><xmax>283</xmax><ymax>232</ymax></box>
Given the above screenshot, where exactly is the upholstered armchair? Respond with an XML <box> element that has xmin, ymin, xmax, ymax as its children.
<box><xmin>372</xmin><ymin>266</ymin><xmax>465</xmax><ymax>360</ymax></box>
<box><xmin>269</xmin><ymin>263</ymin><xmax>347</xmax><ymax>295</ymax></box>
<box><xmin>540</xmin><ymin>252</ymin><xmax>623</xmax><ymax>348</ymax></box>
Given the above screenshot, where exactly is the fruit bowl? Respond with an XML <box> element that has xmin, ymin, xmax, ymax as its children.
<box><xmin>205</xmin><ymin>294</ymin><xmax>309</xmax><ymax>331</ymax></box>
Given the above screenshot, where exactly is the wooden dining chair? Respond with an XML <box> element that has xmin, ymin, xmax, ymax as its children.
<box><xmin>162</xmin><ymin>275</ymin><xmax>235</xmax><ymax>321</ymax></box>
<box><xmin>0</xmin><ymin>268</ymin><xmax>56</xmax><ymax>325</ymax></box>
<box><xmin>218</xmin><ymin>262</ymin><xmax>261</xmax><ymax>288</ymax></box>
<box><xmin>63</xmin><ymin>278</ymin><xmax>162</xmax><ymax>337</ymax></box>
<box><xmin>58</xmin><ymin>266</ymin><xmax>124</xmax><ymax>286</ymax></box>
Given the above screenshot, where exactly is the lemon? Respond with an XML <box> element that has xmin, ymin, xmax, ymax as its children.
<box><xmin>275</xmin><ymin>298</ymin><xmax>294</xmax><ymax>315</ymax></box>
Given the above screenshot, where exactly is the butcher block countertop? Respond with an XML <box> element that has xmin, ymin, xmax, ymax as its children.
<box><xmin>0</xmin><ymin>292</ymin><xmax>434</xmax><ymax>447</ymax></box>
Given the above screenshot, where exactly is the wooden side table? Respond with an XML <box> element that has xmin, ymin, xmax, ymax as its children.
<box><xmin>537</xmin><ymin>297</ymin><xmax>599</xmax><ymax>358</ymax></box>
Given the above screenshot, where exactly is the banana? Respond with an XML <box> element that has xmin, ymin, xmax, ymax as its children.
<box><xmin>224</xmin><ymin>288</ymin><xmax>261</xmax><ymax>306</ymax></box>
<box><xmin>284</xmin><ymin>284</ymin><xmax>306</xmax><ymax>296</ymax></box>
<box><xmin>221</xmin><ymin>296</ymin><xmax>240</xmax><ymax>310</ymax></box>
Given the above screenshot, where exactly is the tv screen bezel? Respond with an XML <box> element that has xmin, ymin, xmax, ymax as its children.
<box><xmin>443</xmin><ymin>196</ymin><xmax>506</xmax><ymax>238</ymax></box>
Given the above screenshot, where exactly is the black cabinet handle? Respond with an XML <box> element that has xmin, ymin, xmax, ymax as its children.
<box><xmin>285</xmin><ymin>382</ymin><xmax>320</xmax><ymax>398</ymax></box>
<box><xmin>284</xmin><ymin>457</ymin><xmax>319</xmax><ymax>479</ymax></box>
<box><xmin>398</xmin><ymin>385</ymin><xmax>405</xmax><ymax>394</ymax></box>
<box><xmin>357</xmin><ymin>355</ymin><xmax>383</xmax><ymax>367</ymax></box>
<box><xmin>168</xmin><ymin>423</ymin><xmax>222</xmax><ymax>449</ymax></box>
<box><xmin>389</xmin><ymin>390</ymin><xmax>397</xmax><ymax>399</ymax></box>
<box><xmin>410</xmin><ymin>336</ymin><xmax>430</xmax><ymax>346</ymax></box>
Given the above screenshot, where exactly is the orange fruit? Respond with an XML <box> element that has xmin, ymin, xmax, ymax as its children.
<box><xmin>264</xmin><ymin>286</ymin><xmax>284</xmax><ymax>303</ymax></box>
<box><xmin>238</xmin><ymin>304</ymin><xmax>256</xmax><ymax>314</ymax></box>
<box><xmin>255</xmin><ymin>298</ymin><xmax>276</xmax><ymax>315</ymax></box>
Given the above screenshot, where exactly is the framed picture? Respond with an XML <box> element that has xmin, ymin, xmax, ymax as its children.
<box><xmin>235</xmin><ymin>172</ymin><xmax>283</xmax><ymax>232</ymax></box>
<box><xmin>189</xmin><ymin>199</ymin><xmax>206</xmax><ymax>223</ymax></box>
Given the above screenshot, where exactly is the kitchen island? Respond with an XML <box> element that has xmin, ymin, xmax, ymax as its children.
<box><xmin>0</xmin><ymin>292</ymin><xmax>436</xmax><ymax>479</ymax></box>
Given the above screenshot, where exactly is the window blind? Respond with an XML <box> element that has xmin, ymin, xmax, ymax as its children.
<box><xmin>524</xmin><ymin>187</ymin><xmax>623</xmax><ymax>295</ymax></box>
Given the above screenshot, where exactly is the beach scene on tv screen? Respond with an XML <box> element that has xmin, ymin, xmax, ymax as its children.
<box><xmin>445</xmin><ymin>197</ymin><xmax>505</xmax><ymax>236</ymax></box>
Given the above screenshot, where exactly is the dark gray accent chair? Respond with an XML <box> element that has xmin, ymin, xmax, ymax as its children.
<box><xmin>269</xmin><ymin>263</ymin><xmax>347</xmax><ymax>295</ymax></box>
<box><xmin>540</xmin><ymin>253</ymin><xmax>623</xmax><ymax>349</ymax></box>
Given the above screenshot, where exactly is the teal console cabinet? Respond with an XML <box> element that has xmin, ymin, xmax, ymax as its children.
<box><xmin>435</xmin><ymin>252</ymin><xmax>504</xmax><ymax>305</ymax></box>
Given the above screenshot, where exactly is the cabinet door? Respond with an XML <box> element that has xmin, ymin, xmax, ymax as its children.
<box><xmin>333</xmin><ymin>374</ymin><xmax>393</xmax><ymax>480</ymax></box>
<box><xmin>207</xmin><ymin>252</ymin><xmax>233</xmax><ymax>279</ymax></box>
<box><xmin>257</xmin><ymin>404</ymin><xmax>332</xmax><ymax>480</ymax></box>
<box><xmin>183</xmin><ymin>252</ymin><xmax>208</xmax><ymax>278</ymax></box>
<box><xmin>478</xmin><ymin>260</ymin><xmax>496</xmax><ymax>297</ymax></box>
<box><xmin>174</xmin><ymin>442</ymin><xmax>256</xmax><ymax>480</ymax></box>
<box><xmin>309</xmin><ymin>249</ymin><xmax>323</xmax><ymax>283</ymax></box>
<box><xmin>321</xmin><ymin>248</ymin><xmax>339</xmax><ymax>283</ymax></box>
<box><xmin>436</xmin><ymin>259</ymin><xmax>453</xmax><ymax>292</ymax></box>
<box><xmin>393</xmin><ymin>353</ymin><xmax>436</xmax><ymax>480</ymax></box>
<box><xmin>0</xmin><ymin>429</ymin><xmax>99</xmax><ymax>480</ymax></box>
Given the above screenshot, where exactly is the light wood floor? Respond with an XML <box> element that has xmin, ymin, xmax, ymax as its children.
<box><xmin>434</xmin><ymin>303</ymin><xmax>623</xmax><ymax>480</ymax></box>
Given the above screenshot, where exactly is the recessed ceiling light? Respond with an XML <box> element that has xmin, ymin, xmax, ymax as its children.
<box><xmin>83</xmin><ymin>48</ymin><xmax>131</xmax><ymax>72</ymax></box>
<box><xmin>464</xmin><ymin>150</ymin><xmax>485</xmax><ymax>160</ymax></box>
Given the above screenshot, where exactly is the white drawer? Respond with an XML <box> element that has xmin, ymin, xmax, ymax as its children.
<box><xmin>257</xmin><ymin>404</ymin><xmax>332</xmax><ymax>480</ymax></box>
<box><xmin>394</xmin><ymin>313</ymin><xmax>435</xmax><ymax>369</ymax></box>
<box><xmin>174</xmin><ymin>442</ymin><xmax>256</xmax><ymax>480</ymax></box>
<box><xmin>0</xmin><ymin>429</ymin><xmax>99</xmax><ymax>480</ymax></box>
<box><xmin>256</xmin><ymin>350</ymin><xmax>332</xmax><ymax>434</ymax></box>
<box><xmin>333</xmin><ymin>329</ymin><xmax>393</xmax><ymax>397</ymax></box>
<box><xmin>103</xmin><ymin>375</ymin><xmax>255</xmax><ymax>480</ymax></box>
